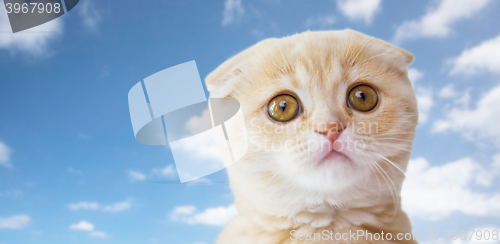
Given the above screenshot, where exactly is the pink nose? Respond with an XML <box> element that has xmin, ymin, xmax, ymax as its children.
<box><xmin>315</xmin><ymin>127</ymin><xmax>343</xmax><ymax>143</ymax></box>
<box><xmin>326</xmin><ymin>130</ymin><xmax>341</xmax><ymax>143</ymax></box>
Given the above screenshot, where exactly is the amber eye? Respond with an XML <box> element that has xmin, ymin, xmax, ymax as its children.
<box><xmin>347</xmin><ymin>85</ymin><xmax>378</xmax><ymax>112</ymax></box>
<box><xmin>268</xmin><ymin>94</ymin><xmax>300</xmax><ymax>122</ymax></box>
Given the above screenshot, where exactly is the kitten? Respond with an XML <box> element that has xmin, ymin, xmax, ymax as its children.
<box><xmin>205</xmin><ymin>29</ymin><xmax>418</xmax><ymax>244</ymax></box>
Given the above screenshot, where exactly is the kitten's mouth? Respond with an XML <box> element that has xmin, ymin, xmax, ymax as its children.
<box><xmin>318</xmin><ymin>148</ymin><xmax>351</xmax><ymax>165</ymax></box>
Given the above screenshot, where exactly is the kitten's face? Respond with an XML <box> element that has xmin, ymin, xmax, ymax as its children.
<box><xmin>207</xmin><ymin>30</ymin><xmax>418</xmax><ymax>199</ymax></box>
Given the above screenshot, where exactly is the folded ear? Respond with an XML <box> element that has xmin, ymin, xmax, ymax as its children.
<box><xmin>343</xmin><ymin>29</ymin><xmax>414</xmax><ymax>72</ymax></box>
<box><xmin>375</xmin><ymin>40</ymin><xmax>414</xmax><ymax>71</ymax></box>
<box><xmin>205</xmin><ymin>38</ymin><xmax>277</xmax><ymax>98</ymax></box>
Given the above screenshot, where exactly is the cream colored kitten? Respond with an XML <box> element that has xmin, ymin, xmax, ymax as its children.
<box><xmin>206</xmin><ymin>29</ymin><xmax>418</xmax><ymax>244</ymax></box>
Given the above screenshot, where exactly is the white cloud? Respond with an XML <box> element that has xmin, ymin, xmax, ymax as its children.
<box><xmin>90</xmin><ymin>231</ymin><xmax>109</xmax><ymax>238</ymax></box>
<box><xmin>336</xmin><ymin>0</ymin><xmax>381</xmax><ymax>24</ymax></box>
<box><xmin>433</xmin><ymin>85</ymin><xmax>500</xmax><ymax>145</ymax></box>
<box><xmin>69</xmin><ymin>221</ymin><xmax>94</xmax><ymax>231</ymax></box>
<box><xmin>69</xmin><ymin>221</ymin><xmax>109</xmax><ymax>238</ymax></box>
<box><xmin>304</xmin><ymin>14</ymin><xmax>336</xmax><ymax>28</ymax></box>
<box><xmin>493</xmin><ymin>154</ymin><xmax>500</xmax><ymax>171</ymax></box>
<box><xmin>0</xmin><ymin>141</ymin><xmax>13</xmax><ymax>168</ymax></box>
<box><xmin>439</xmin><ymin>84</ymin><xmax>458</xmax><ymax>98</ymax></box>
<box><xmin>186</xmin><ymin>108</ymin><xmax>211</xmax><ymax>135</ymax></box>
<box><xmin>151</xmin><ymin>164</ymin><xmax>176</xmax><ymax>177</ymax></box>
<box><xmin>449</xmin><ymin>35</ymin><xmax>500</xmax><ymax>75</ymax></box>
<box><xmin>169</xmin><ymin>204</ymin><xmax>237</xmax><ymax>226</ymax></box>
<box><xmin>415</xmin><ymin>87</ymin><xmax>433</xmax><ymax>124</ymax></box>
<box><xmin>408</xmin><ymin>68</ymin><xmax>424</xmax><ymax>87</ymax></box>
<box><xmin>221</xmin><ymin>0</ymin><xmax>244</xmax><ymax>26</ymax></box>
<box><xmin>393</xmin><ymin>0</ymin><xmax>491</xmax><ymax>43</ymax></box>
<box><xmin>68</xmin><ymin>199</ymin><xmax>131</xmax><ymax>213</ymax></box>
<box><xmin>77</xmin><ymin>0</ymin><xmax>101</xmax><ymax>31</ymax></box>
<box><xmin>170</xmin><ymin>129</ymin><xmax>221</xmax><ymax>160</ymax></box>
<box><xmin>68</xmin><ymin>201</ymin><xmax>100</xmax><ymax>211</ymax></box>
<box><xmin>101</xmin><ymin>199</ymin><xmax>131</xmax><ymax>213</ymax></box>
<box><xmin>402</xmin><ymin>157</ymin><xmax>500</xmax><ymax>221</ymax></box>
<box><xmin>447</xmin><ymin>88</ymin><xmax>472</xmax><ymax>109</ymax></box>
<box><xmin>170</xmin><ymin>206</ymin><xmax>196</xmax><ymax>217</ymax></box>
<box><xmin>0</xmin><ymin>215</ymin><xmax>31</xmax><ymax>229</ymax></box>
<box><xmin>0</xmin><ymin>0</ymin><xmax>63</xmax><ymax>56</ymax></box>
<box><xmin>168</xmin><ymin>108</ymin><xmax>227</xmax><ymax>181</ymax></box>
<box><xmin>128</xmin><ymin>170</ymin><xmax>146</xmax><ymax>181</ymax></box>
<box><xmin>407</xmin><ymin>68</ymin><xmax>433</xmax><ymax>124</ymax></box>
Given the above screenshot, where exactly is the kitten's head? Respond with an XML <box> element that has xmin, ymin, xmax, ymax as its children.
<box><xmin>206</xmin><ymin>30</ymin><xmax>418</xmax><ymax>207</ymax></box>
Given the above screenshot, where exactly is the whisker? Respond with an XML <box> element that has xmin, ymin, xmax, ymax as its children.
<box><xmin>371</xmin><ymin>142</ymin><xmax>412</xmax><ymax>152</ymax></box>
<box><xmin>375</xmin><ymin>138</ymin><xmax>414</xmax><ymax>143</ymax></box>
<box><xmin>371</xmin><ymin>160</ymin><xmax>399</xmax><ymax>216</ymax></box>
<box><xmin>367</xmin><ymin>161</ymin><xmax>383</xmax><ymax>199</ymax></box>
<box><xmin>375</xmin><ymin>132</ymin><xmax>415</xmax><ymax>136</ymax></box>
<box><xmin>371</xmin><ymin>160</ymin><xmax>399</xmax><ymax>217</ymax></box>
<box><xmin>375</xmin><ymin>153</ymin><xmax>407</xmax><ymax>177</ymax></box>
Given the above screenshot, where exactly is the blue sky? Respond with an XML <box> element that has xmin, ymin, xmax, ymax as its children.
<box><xmin>1</xmin><ymin>0</ymin><xmax>500</xmax><ymax>243</ymax></box>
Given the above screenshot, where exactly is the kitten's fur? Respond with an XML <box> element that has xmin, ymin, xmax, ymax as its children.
<box><xmin>206</xmin><ymin>30</ymin><xmax>418</xmax><ymax>244</ymax></box>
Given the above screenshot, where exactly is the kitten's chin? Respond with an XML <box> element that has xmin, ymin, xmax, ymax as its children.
<box><xmin>317</xmin><ymin>150</ymin><xmax>352</xmax><ymax>166</ymax></box>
